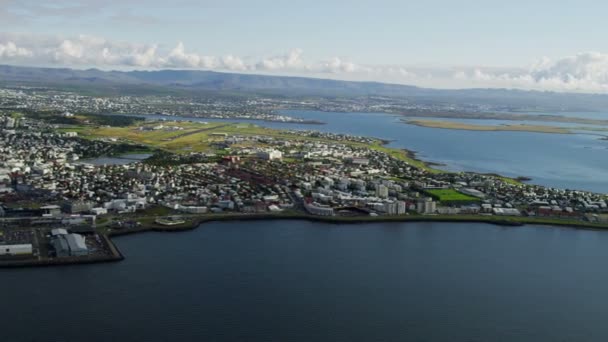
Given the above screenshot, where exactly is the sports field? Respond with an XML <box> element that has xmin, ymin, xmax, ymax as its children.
<box><xmin>425</xmin><ymin>189</ymin><xmax>480</xmax><ymax>202</ymax></box>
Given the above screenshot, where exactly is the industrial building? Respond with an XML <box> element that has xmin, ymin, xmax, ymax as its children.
<box><xmin>0</xmin><ymin>244</ymin><xmax>33</xmax><ymax>256</ymax></box>
<box><xmin>41</xmin><ymin>205</ymin><xmax>61</xmax><ymax>217</ymax></box>
<box><xmin>51</xmin><ymin>228</ymin><xmax>68</xmax><ymax>236</ymax></box>
<box><xmin>51</xmin><ymin>231</ymin><xmax>88</xmax><ymax>257</ymax></box>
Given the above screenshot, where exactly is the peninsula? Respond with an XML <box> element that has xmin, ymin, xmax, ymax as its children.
<box><xmin>0</xmin><ymin>111</ymin><xmax>607</xmax><ymax>267</ymax></box>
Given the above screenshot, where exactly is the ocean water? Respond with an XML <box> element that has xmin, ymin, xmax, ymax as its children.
<box><xmin>4</xmin><ymin>220</ymin><xmax>608</xmax><ymax>342</ymax></box>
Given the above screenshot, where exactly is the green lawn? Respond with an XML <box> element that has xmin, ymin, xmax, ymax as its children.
<box><xmin>425</xmin><ymin>189</ymin><xmax>480</xmax><ymax>202</ymax></box>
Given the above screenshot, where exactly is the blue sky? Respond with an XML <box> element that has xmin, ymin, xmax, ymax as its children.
<box><xmin>1</xmin><ymin>0</ymin><xmax>608</xmax><ymax>92</ymax></box>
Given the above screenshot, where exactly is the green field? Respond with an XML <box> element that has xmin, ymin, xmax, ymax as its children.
<box><xmin>425</xmin><ymin>189</ymin><xmax>480</xmax><ymax>202</ymax></box>
<box><xmin>61</xmin><ymin>120</ymin><xmax>443</xmax><ymax>171</ymax></box>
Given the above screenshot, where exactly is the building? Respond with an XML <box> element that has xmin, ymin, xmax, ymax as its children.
<box><xmin>91</xmin><ymin>207</ymin><xmax>108</xmax><ymax>216</ymax></box>
<box><xmin>369</xmin><ymin>202</ymin><xmax>386</xmax><ymax>212</ymax></box>
<box><xmin>304</xmin><ymin>202</ymin><xmax>335</xmax><ymax>216</ymax></box>
<box><xmin>0</xmin><ymin>244</ymin><xmax>33</xmax><ymax>256</ymax></box>
<box><xmin>492</xmin><ymin>208</ymin><xmax>521</xmax><ymax>216</ymax></box>
<box><xmin>52</xmin><ymin>231</ymin><xmax>88</xmax><ymax>257</ymax></box>
<box><xmin>52</xmin><ymin>237</ymin><xmax>70</xmax><ymax>257</ymax></box>
<box><xmin>5</xmin><ymin>117</ymin><xmax>16</xmax><ymax>128</ymax></box>
<box><xmin>178</xmin><ymin>205</ymin><xmax>208</xmax><ymax>214</ymax></box>
<box><xmin>375</xmin><ymin>184</ymin><xmax>389</xmax><ymax>199</ymax></box>
<box><xmin>382</xmin><ymin>200</ymin><xmax>407</xmax><ymax>215</ymax></box>
<box><xmin>63</xmin><ymin>200</ymin><xmax>94</xmax><ymax>214</ymax></box>
<box><xmin>417</xmin><ymin>198</ymin><xmax>436</xmax><ymax>214</ymax></box>
<box><xmin>66</xmin><ymin>234</ymin><xmax>88</xmax><ymax>256</ymax></box>
<box><xmin>347</xmin><ymin>157</ymin><xmax>370</xmax><ymax>166</ymax></box>
<box><xmin>217</xmin><ymin>200</ymin><xmax>235</xmax><ymax>210</ymax></box>
<box><xmin>41</xmin><ymin>205</ymin><xmax>61</xmax><ymax>217</ymax></box>
<box><xmin>51</xmin><ymin>228</ymin><xmax>68</xmax><ymax>236</ymax></box>
<box><xmin>257</xmin><ymin>150</ymin><xmax>283</xmax><ymax>160</ymax></box>
<box><xmin>397</xmin><ymin>201</ymin><xmax>407</xmax><ymax>215</ymax></box>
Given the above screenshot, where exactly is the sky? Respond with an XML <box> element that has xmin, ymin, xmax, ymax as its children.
<box><xmin>2</xmin><ymin>0</ymin><xmax>608</xmax><ymax>92</ymax></box>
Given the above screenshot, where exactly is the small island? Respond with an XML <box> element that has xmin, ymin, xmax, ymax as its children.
<box><xmin>404</xmin><ymin>119</ymin><xmax>572</xmax><ymax>134</ymax></box>
<box><xmin>404</xmin><ymin>119</ymin><xmax>608</xmax><ymax>135</ymax></box>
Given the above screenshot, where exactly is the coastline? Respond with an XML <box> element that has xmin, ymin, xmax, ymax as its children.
<box><xmin>0</xmin><ymin>233</ymin><xmax>124</xmax><ymax>268</ymax></box>
<box><xmin>109</xmin><ymin>213</ymin><xmax>608</xmax><ymax>235</ymax></box>
<box><xmin>3</xmin><ymin>213</ymin><xmax>608</xmax><ymax>268</ymax></box>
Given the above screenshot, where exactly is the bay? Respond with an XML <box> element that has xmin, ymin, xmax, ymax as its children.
<box><xmin>3</xmin><ymin>220</ymin><xmax>608</xmax><ymax>342</ymax></box>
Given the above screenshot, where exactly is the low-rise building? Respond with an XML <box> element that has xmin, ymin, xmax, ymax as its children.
<box><xmin>257</xmin><ymin>150</ymin><xmax>283</xmax><ymax>160</ymax></box>
<box><xmin>0</xmin><ymin>244</ymin><xmax>33</xmax><ymax>256</ymax></box>
<box><xmin>304</xmin><ymin>202</ymin><xmax>334</xmax><ymax>216</ymax></box>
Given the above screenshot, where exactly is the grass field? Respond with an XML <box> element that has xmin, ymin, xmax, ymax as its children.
<box><xmin>65</xmin><ymin>120</ymin><xmax>444</xmax><ymax>172</ymax></box>
<box><xmin>69</xmin><ymin>121</ymin><xmax>274</xmax><ymax>153</ymax></box>
<box><xmin>425</xmin><ymin>189</ymin><xmax>480</xmax><ymax>202</ymax></box>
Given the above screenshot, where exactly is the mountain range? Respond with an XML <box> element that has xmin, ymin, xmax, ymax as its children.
<box><xmin>2</xmin><ymin>64</ymin><xmax>608</xmax><ymax>112</ymax></box>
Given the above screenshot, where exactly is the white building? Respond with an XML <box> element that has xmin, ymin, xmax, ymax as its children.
<box><xmin>397</xmin><ymin>201</ymin><xmax>407</xmax><ymax>215</ymax></box>
<box><xmin>492</xmin><ymin>208</ymin><xmax>521</xmax><ymax>216</ymax></box>
<box><xmin>91</xmin><ymin>207</ymin><xmax>108</xmax><ymax>216</ymax></box>
<box><xmin>384</xmin><ymin>201</ymin><xmax>397</xmax><ymax>215</ymax></box>
<box><xmin>0</xmin><ymin>244</ymin><xmax>33</xmax><ymax>256</ymax></box>
<box><xmin>417</xmin><ymin>198</ymin><xmax>436</xmax><ymax>214</ymax></box>
<box><xmin>257</xmin><ymin>150</ymin><xmax>283</xmax><ymax>160</ymax></box>
<box><xmin>383</xmin><ymin>200</ymin><xmax>407</xmax><ymax>215</ymax></box>
<box><xmin>304</xmin><ymin>202</ymin><xmax>335</xmax><ymax>216</ymax></box>
<box><xmin>178</xmin><ymin>205</ymin><xmax>208</xmax><ymax>214</ymax></box>
<box><xmin>376</xmin><ymin>184</ymin><xmax>389</xmax><ymax>199</ymax></box>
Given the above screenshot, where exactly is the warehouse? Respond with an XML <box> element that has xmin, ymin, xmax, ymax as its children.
<box><xmin>1</xmin><ymin>244</ymin><xmax>33</xmax><ymax>256</ymax></box>
<box><xmin>51</xmin><ymin>232</ymin><xmax>89</xmax><ymax>257</ymax></box>
<box><xmin>52</xmin><ymin>236</ymin><xmax>70</xmax><ymax>257</ymax></box>
<box><xmin>66</xmin><ymin>234</ymin><xmax>88</xmax><ymax>256</ymax></box>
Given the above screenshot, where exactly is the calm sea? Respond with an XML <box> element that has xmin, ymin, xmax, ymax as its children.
<box><xmin>4</xmin><ymin>220</ymin><xmax>608</xmax><ymax>342</ymax></box>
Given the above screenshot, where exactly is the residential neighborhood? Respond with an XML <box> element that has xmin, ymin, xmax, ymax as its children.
<box><xmin>0</xmin><ymin>110</ymin><xmax>607</xmax><ymax>266</ymax></box>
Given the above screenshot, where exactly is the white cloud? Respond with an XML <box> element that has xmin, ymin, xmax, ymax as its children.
<box><xmin>0</xmin><ymin>41</ymin><xmax>32</xmax><ymax>58</ymax></box>
<box><xmin>256</xmin><ymin>49</ymin><xmax>304</xmax><ymax>71</ymax></box>
<box><xmin>440</xmin><ymin>52</ymin><xmax>608</xmax><ymax>92</ymax></box>
<box><xmin>167</xmin><ymin>41</ymin><xmax>202</xmax><ymax>68</ymax></box>
<box><xmin>318</xmin><ymin>57</ymin><xmax>359</xmax><ymax>74</ymax></box>
<box><xmin>5</xmin><ymin>32</ymin><xmax>608</xmax><ymax>93</ymax></box>
<box><xmin>220</xmin><ymin>55</ymin><xmax>247</xmax><ymax>71</ymax></box>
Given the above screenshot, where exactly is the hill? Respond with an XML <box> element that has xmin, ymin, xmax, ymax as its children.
<box><xmin>2</xmin><ymin>64</ymin><xmax>608</xmax><ymax>111</ymax></box>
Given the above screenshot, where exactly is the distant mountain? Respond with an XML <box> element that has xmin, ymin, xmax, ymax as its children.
<box><xmin>2</xmin><ymin>64</ymin><xmax>608</xmax><ymax>111</ymax></box>
<box><xmin>0</xmin><ymin>64</ymin><xmax>423</xmax><ymax>96</ymax></box>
